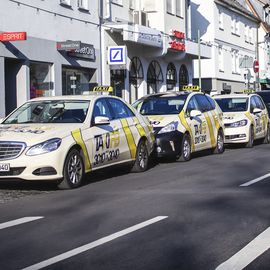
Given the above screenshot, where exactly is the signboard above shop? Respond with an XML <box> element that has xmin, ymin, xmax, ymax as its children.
<box><xmin>56</xmin><ymin>41</ymin><xmax>81</xmax><ymax>51</ymax></box>
<box><xmin>108</xmin><ymin>46</ymin><xmax>127</xmax><ymax>65</ymax></box>
<box><xmin>0</xmin><ymin>32</ymin><xmax>27</xmax><ymax>41</ymax></box>
<box><xmin>123</xmin><ymin>25</ymin><xmax>162</xmax><ymax>48</ymax></box>
<box><xmin>68</xmin><ymin>43</ymin><xmax>95</xmax><ymax>61</ymax></box>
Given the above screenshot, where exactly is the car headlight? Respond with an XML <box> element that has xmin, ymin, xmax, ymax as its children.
<box><xmin>26</xmin><ymin>138</ymin><xmax>62</xmax><ymax>156</ymax></box>
<box><xmin>229</xmin><ymin>119</ymin><xmax>248</xmax><ymax>128</ymax></box>
<box><xmin>158</xmin><ymin>122</ymin><xmax>178</xmax><ymax>134</ymax></box>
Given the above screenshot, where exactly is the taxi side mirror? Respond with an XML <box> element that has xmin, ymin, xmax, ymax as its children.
<box><xmin>253</xmin><ymin>108</ymin><xmax>262</xmax><ymax>114</ymax></box>
<box><xmin>94</xmin><ymin>116</ymin><xmax>110</xmax><ymax>125</ymax></box>
<box><xmin>190</xmin><ymin>110</ymin><xmax>202</xmax><ymax>118</ymax></box>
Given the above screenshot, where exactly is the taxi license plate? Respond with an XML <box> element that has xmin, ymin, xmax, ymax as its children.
<box><xmin>0</xmin><ymin>164</ymin><xmax>10</xmax><ymax>172</ymax></box>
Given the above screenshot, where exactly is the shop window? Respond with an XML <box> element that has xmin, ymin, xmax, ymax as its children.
<box><xmin>129</xmin><ymin>57</ymin><xmax>144</xmax><ymax>103</ymax></box>
<box><xmin>62</xmin><ymin>66</ymin><xmax>96</xmax><ymax>95</ymax></box>
<box><xmin>147</xmin><ymin>60</ymin><xmax>163</xmax><ymax>94</ymax></box>
<box><xmin>179</xmin><ymin>65</ymin><xmax>189</xmax><ymax>90</ymax></box>
<box><xmin>30</xmin><ymin>62</ymin><xmax>53</xmax><ymax>99</ymax></box>
<box><xmin>166</xmin><ymin>63</ymin><xmax>177</xmax><ymax>90</ymax></box>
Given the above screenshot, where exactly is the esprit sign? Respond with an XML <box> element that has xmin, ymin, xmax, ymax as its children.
<box><xmin>0</xmin><ymin>32</ymin><xmax>27</xmax><ymax>41</ymax></box>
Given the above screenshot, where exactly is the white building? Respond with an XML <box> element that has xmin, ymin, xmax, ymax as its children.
<box><xmin>100</xmin><ymin>0</ymin><xmax>211</xmax><ymax>104</ymax></box>
<box><xmin>192</xmin><ymin>0</ymin><xmax>260</xmax><ymax>94</ymax></box>
<box><xmin>245</xmin><ymin>0</ymin><xmax>270</xmax><ymax>89</ymax></box>
<box><xmin>0</xmin><ymin>0</ymin><xmax>101</xmax><ymax>117</ymax></box>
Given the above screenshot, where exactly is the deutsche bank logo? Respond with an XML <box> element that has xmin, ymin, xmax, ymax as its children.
<box><xmin>108</xmin><ymin>46</ymin><xmax>127</xmax><ymax>65</ymax></box>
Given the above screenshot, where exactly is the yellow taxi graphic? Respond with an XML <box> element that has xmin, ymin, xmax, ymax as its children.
<box><xmin>0</xmin><ymin>95</ymin><xmax>154</xmax><ymax>189</ymax></box>
<box><xmin>214</xmin><ymin>93</ymin><xmax>270</xmax><ymax>147</ymax></box>
<box><xmin>133</xmin><ymin>91</ymin><xmax>225</xmax><ymax>161</ymax></box>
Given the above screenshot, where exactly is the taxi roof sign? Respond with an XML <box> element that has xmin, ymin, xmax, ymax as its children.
<box><xmin>182</xmin><ymin>85</ymin><xmax>201</xmax><ymax>91</ymax></box>
<box><xmin>92</xmin><ymin>86</ymin><xmax>113</xmax><ymax>92</ymax></box>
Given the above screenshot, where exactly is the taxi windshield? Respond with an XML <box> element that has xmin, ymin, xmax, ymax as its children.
<box><xmin>134</xmin><ymin>95</ymin><xmax>188</xmax><ymax>115</ymax></box>
<box><xmin>3</xmin><ymin>100</ymin><xmax>90</xmax><ymax>124</ymax></box>
<box><xmin>215</xmin><ymin>98</ymin><xmax>248</xmax><ymax>112</ymax></box>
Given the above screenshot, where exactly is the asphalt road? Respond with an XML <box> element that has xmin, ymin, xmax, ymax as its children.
<box><xmin>1</xmin><ymin>143</ymin><xmax>270</xmax><ymax>270</ymax></box>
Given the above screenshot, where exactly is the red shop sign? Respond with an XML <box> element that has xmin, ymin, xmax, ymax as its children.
<box><xmin>169</xmin><ymin>41</ymin><xmax>186</xmax><ymax>51</ymax></box>
<box><xmin>0</xmin><ymin>32</ymin><xmax>27</xmax><ymax>42</ymax></box>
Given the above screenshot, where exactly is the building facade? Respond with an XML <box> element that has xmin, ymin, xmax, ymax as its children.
<box><xmin>192</xmin><ymin>0</ymin><xmax>260</xmax><ymax>94</ymax></box>
<box><xmin>0</xmin><ymin>0</ymin><xmax>101</xmax><ymax>117</ymax></box>
<box><xmin>100</xmin><ymin>0</ymin><xmax>211</xmax><ymax>104</ymax></box>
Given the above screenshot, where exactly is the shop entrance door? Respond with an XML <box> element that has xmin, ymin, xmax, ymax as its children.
<box><xmin>4</xmin><ymin>58</ymin><xmax>21</xmax><ymax>115</ymax></box>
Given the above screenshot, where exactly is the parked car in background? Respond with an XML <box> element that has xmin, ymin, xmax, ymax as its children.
<box><xmin>214</xmin><ymin>93</ymin><xmax>270</xmax><ymax>147</ymax></box>
<box><xmin>0</xmin><ymin>93</ymin><xmax>154</xmax><ymax>189</ymax></box>
<box><xmin>133</xmin><ymin>91</ymin><xmax>225</xmax><ymax>161</ymax></box>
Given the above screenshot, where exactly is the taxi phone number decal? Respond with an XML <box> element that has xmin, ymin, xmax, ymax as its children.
<box><xmin>194</xmin><ymin>124</ymin><xmax>207</xmax><ymax>145</ymax></box>
<box><xmin>94</xmin><ymin>131</ymin><xmax>120</xmax><ymax>165</ymax></box>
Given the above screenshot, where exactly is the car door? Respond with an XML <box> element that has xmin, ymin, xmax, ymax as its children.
<box><xmin>194</xmin><ymin>94</ymin><xmax>215</xmax><ymax>150</ymax></box>
<box><xmin>107</xmin><ymin>98</ymin><xmax>137</xmax><ymax>162</ymax></box>
<box><xmin>250</xmin><ymin>96</ymin><xmax>263</xmax><ymax>139</ymax></box>
<box><xmin>86</xmin><ymin>98</ymin><xmax>116</xmax><ymax>170</ymax></box>
<box><xmin>185</xmin><ymin>95</ymin><xmax>208</xmax><ymax>152</ymax></box>
<box><xmin>254</xmin><ymin>95</ymin><xmax>268</xmax><ymax>139</ymax></box>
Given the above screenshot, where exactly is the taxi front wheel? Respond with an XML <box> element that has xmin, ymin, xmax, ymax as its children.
<box><xmin>177</xmin><ymin>134</ymin><xmax>191</xmax><ymax>162</ymax></box>
<box><xmin>212</xmin><ymin>129</ymin><xmax>224</xmax><ymax>154</ymax></box>
<box><xmin>246</xmin><ymin>126</ymin><xmax>254</xmax><ymax>148</ymax></box>
<box><xmin>131</xmin><ymin>139</ymin><xmax>149</xmax><ymax>172</ymax></box>
<box><xmin>58</xmin><ymin>149</ymin><xmax>85</xmax><ymax>189</ymax></box>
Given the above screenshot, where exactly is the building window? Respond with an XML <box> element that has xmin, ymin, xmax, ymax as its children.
<box><xmin>218</xmin><ymin>47</ymin><xmax>224</xmax><ymax>72</ymax></box>
<box><xmin>30</xmin><ymin>62</ymin><xmax>53</xmax><ymax>99</ymax></box>
<box><xmin>231</xmin><ymin>15</ymin><xmax>240</xmax><ymax>35</ymax></box>
<box><xmin>62</xmin><ymin>66</ymin><xmax>96</xmax><ymax>95</ymax></box>
<box><xmin>245</xmin><ymin>25</ymin><xmax>249</xmax><ymax>42</ymax></box>
<box><xmin>176</xmin><ymin>0</ymin><xmax>182</xmax><ymax>17</ymax></box>
<box><xmin>166</xmin><ymin>0</ymin><xmax>173</xmax><ymax>14</ymax></box>
<box><xmin>147</xmin><ymin>61</ymin><xmax>163</xmax><ymax>94</ymax></box>
<box><xmin>219</xmin><ymin>10</ymin><xmax>224</xmax><ymax>30</ymax></box>
<box><xmin>231</xmin><ymin>50</ymin><xmax>240</xmax><ymax>74</ymax></box>
<box><xmin>249</xmin><ymin>27</ymin><xmax>254</xmax><ymax>44</ymax></box>
<box><xmin>129</xmin><ymin>57</ymin><xmax>144</xmax><ymax>103</ymax></box>
<box><xmin>179</xmin><ymin>65</ymin><xmax>189</xmax><ymax>90</ymax></box>
<box><xmin>166</xmin><ymin>63</ymin><xmax>177</xmax><ymax>90</ymax></box>
<box><xmin>78</xmin><ymin>0</ymin><xmax>88</xmax><ymax>10</ymax></box>
<box><xmin>129</xmin><ymin>0</ymin><xmax>135</xmax><ymax>9</ymax></box>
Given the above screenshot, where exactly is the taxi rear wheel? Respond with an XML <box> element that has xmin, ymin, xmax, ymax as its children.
<box><xmin>246</xmin><ymin>126</ymin><xmax>254</xmax><ymax>148</ymax></box>
<box><xmin>212</xmin><ymin>129</ymin><xmax>224</xmax><ymax>154</ymax></box>
<box><xmin>58</xmin><ymin>149</ymin><xmax>85</xmax><ymax>189</ymax></box>
<box><xmin>178</xmin><ymin>133</ymin><xmax>191</xmax><ymax>162</ymax></box>
<box><xmin>263</xmin><ymin>125</ymin><xmax>270</xmax><ymax>144</ymax></box>
<box><xmin>131</xmin><ymin>139</ymin><xmax>149</xmax><ymax>172</ymax></box>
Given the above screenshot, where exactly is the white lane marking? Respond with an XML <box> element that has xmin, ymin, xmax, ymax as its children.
<box><xmin>0</xmin><ymin>217</ymin><xmax>44</xmax><ymax>230</ymax></box>
<box><xmin>22</xmin><ymin>216</ymin><xmax>168</xmax><ymax>270</ymax></box>
<box><xmin>216</xmin><ymin>226</ymin><xmax>270</xmax><ymax>270</ymax></box>
<box><xmin>240</xmin><ymin>173</ymin><xmax>270</xmax><ymax>187</ymax></box>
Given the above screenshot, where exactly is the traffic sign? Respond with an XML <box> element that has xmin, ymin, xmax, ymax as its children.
<box><xmin>108</xmin><ymin>46</ymin><xmax>127</xmax><ymax>65</ymax></box>
<box><xmin>253</xmin><ymin>60</ymin><xmax>259</xmax><ymax>73</ymax></box>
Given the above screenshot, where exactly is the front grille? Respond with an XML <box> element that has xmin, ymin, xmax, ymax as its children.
<box><xmin>0</xmin><ymin>167</ymin><xmax>26</xmax><ymax>176</ymax></box>
<box><xmin>0</xmin><ymin>142</ymin><xmax>26</xmax><ymax>160</ymax></box>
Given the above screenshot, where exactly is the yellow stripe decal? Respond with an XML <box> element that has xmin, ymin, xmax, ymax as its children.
<box><xmin>71</xmin><ymin>129</ymin><xmax>91</xmax><ymax>172</ymax></box>
<box><xmin>133</xmin><ymin>117</ymin><xmax>147</xmax><ymax>137</ymax></box>
<box><xmin>210</xmin><ymin>111</ymin><xmax>220</xmax><ymax>131</ymax></box>
<box><xmin>245</xmin><ymin>112</ymin><xmax>255</xmax><ymax>135</ymax></box>
<box><xmin>120</xmin><ymin>119</ymin><xmax>137</xmax><ymax>160</ymax></box>
<box><xmin>179</xmin><ymin>111</ymin><xmax>195</xmax><ymax>152</ymax></box>
<box><xmin>205</xmin><ymin>112</ymin><xmax>215</xmax><ymax>148</ymax></box>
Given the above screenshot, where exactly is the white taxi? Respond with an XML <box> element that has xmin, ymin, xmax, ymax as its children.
<box><xmin>133</xmin><ymin>91</ymin><xmax>225</xmax><ymax>161</ymax></box>
<box><xmin>0</xmin><ymin>94</ymin><xmax>154</xmax><ymax>189</ymax></box>
<box><xmin>214</xmin><ymin>93</ymin><xmax>270</xmax><ymax>147</ymax></box>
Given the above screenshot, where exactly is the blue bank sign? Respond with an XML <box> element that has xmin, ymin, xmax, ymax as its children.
<box><xmin>108</xmin><ymin>46</ymin><xmax>127</xmax><ymax>65</ymax></box>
